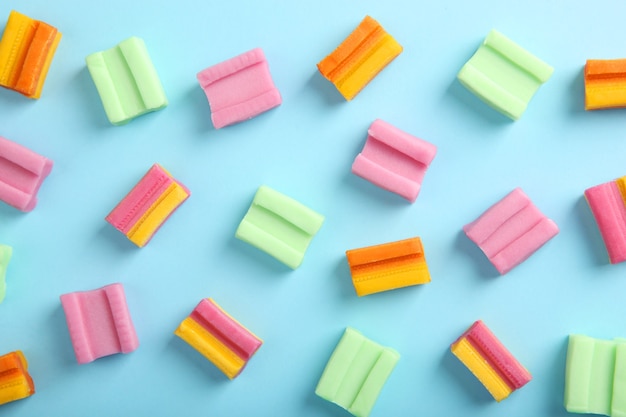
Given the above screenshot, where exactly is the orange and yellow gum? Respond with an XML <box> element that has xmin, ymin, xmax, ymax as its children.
<box><xmin>451</xmin><ymin>338</ymin><xmax>513</xmax><ymax>402</ymax></box>
<box><xmin>0</xmin><ymin>11</ymin><xmax>61</xmax><ymax>98</ymax></box>
<box><xmin>174</xmin><ymin>317</ymin><xmax>245</xmax><ymax>379</ymax></box>
<box><xmin>585</xmin><ymin>59</ymin><xmax>626</xmax><ymax>110</ymax></box>
<box><xmin>0</xmin><ymin>351</ymin><xmax>35</xmax><ymax>406</ymax></box>
<box><xmin>126</xmin><ymin>182</ymin><xmax>189</xmax><ymax>247</ymax></box>
<box><xmin>348</xmin><ymin>238</ymin><xmax>430</xmax><ymax>296</ymax></box>
<box><xmin>318</xmin><ymin>16</ymin><xmax>402</xmax><ymax>101</ymax></box>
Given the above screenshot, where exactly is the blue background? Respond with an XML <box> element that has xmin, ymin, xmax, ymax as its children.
<box><xmin>1</xmin><ymin>0</ymin><xmax>625</xmax><ymax>416</ymax></box>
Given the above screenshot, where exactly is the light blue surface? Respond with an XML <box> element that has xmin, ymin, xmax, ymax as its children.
<box><xmin>1</xmin><ymin>1</ymin><xmax>625</xmax><ymax>416</ymax></box>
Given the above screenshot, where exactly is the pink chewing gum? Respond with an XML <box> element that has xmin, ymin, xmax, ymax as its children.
<box><xmin>197</xmin><ymin>48</ymin><xmax>282</xmax><ymax>129</ymax></box>
<box><xmin>451</xmin><ymin>320</ymin><xmax>531</xmax><ymax>401</ymax></box>
<box><xmin>105</xmin><ymin>164</ymin><xmax>190</xmax><ymax>247</ymax></box>
<box><xmin>352</xmin><ymin>119</ymin><xmax>437</xmax><ymax>202</ymax></box>
<box><xmin>0</xmin><ymin>136</ymin><xmax>53</xmax><ymax>212</ymax></box>
<box><xmin>584</xmin><ymin>177</ymin><xmax>626</xmax><ymax>264</ymax></box>
<box><xmin>174</xmin><ymin>298</ymin><xmax>263</xmax><ymax>379</ymax></box>
<box><xmin>463</xmin><ymin>188</ymin><xmax>559</xmax><ymax>274</ymax></box>
<box><xmin>60</xmin><ymin>283</ymin><xmax>139</xmax><ymax>364</ymax></box>
<box><xmin>191</xmin><ymin>298</ymin><xmax>262</xmax><ymax>362</ymax></box>
<box><xmin>458</xmin><ymin>320</ymin><xmax>532</xmax><ymax>390</ymax></box>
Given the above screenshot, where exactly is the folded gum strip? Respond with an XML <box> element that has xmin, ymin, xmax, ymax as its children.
<box><xmin>457</xmin><ymin>29</ymin><xmax>553</xmax><ymax>120</ymax></box>
<box><xmin>346</xmin><ymin>237</ymin><xmax>430</xmax><ymax>296</ymax></box>
<box><xmin>105</xmin><ymin>164</ymin><xmax>189</xmax><ymax>247</ymax></box>
<box><xmin>352</xmin><ymin>119</ymin><xmax>436</xmax><ymax>202</ymax></box>
<box><xmin>315</xmin><ymin>328</ymin><xmax>399</xmax><ymax>417</ymax></box>
<box><xmin>190</xmin><ymin>299</ymin><xmax>262</xmax><ymax>361</ymax></box>
<box><xmin>565</xmin><ymin>335</ymin><xmax>620</xmax><ymax>415</ymax></box>
<box><xmin>0</xmin><ymin>136</ymin><xmax>53</xmax><ymax>212</ymax></box>
<box><xmin>196</xmin><ymin>48</ymin><xmax>281</xmax><ymax>129</ymax></box>
<box><xmin>317</xmin><ymin>16</ymin><xmax>402</xmax><ymax>100</ymax></box>
<box><xmin>585</xmin><ymin>59</ymin><xmax>626</xmax><ymax>110</ymax></box>
<box><xmin>60</xmin><ymin>283</ymin><xmax>139</xmax><ymax>364</ymax></box>
<box><xmin>0</xmin><ymin>351</ymin><xmax>35</xmax><ymax>406</ymax></box>
<box><xmin>0</xmin><ymin>11</ymin><xmax>61</xmax><ymax>98</ymax></box>
<box><xmin>106</xmin><ymin>165</ymin><xmax>172</xmax><ymax>233</ymax></box>
<box><xmin>464</xmin><ymin>188</ymin><xmax>558</xmax><ymax>273</ymax></box>
<box><xmin>236</xmin><ymin>185</ymin><xmax>324</xmax><ymax>269</ymax></box>
<box><xmin>174</xmin><ymin>299</ymin><xmax>262</xmax><ymax>379</ymax></box>
<box><xmin>584</xmin><ymin>180</ymin><xmax>626</xmax><ymax>263</ymax></box>
<box><xmin>86</xmin><ymin>37</ymin><xmax>167</xmax><ymax>125</ymax></box>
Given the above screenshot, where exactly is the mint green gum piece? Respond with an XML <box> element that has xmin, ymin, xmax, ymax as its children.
<box><xmin>457</xmin><ymin>29</ymin><xmax>553</xmax><ymax>120</ymax></box>
<box><xmin>235</xmin><ymin>185</ymin><xmax>324</xmax><ymax>269</ymax></box>
<box><xmin>315</xmin><ymin>328</ymin><xmax>400</xmax><ymax>417</ymax></box>
<box><xmin>564</xmin><ymin>335</ymin><xmax>623</xmax><ymax>415</ymax></box>
<box><xmin>86</xmin><ymin>37</ymin><xmax>168</xmax><ymax>125</ymax></box>
<box><xmin>0</xmin><ymin>245</ymin><xmax>13</xmax><ymax>303</ymax></box>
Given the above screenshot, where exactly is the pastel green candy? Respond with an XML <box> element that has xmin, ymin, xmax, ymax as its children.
<box><xmin>316</xmin><ymin>327</ymin><xmax>399</xmax><ymax>417</ymax></box>
<box><xmin>0</xmin><ymin>245</ymin><xmax>12</xmax><ymax>303</ymax></box>
<box><xmin>86</xmin><ymin>36</ymin><xmax>168</xmax><ymax>125</ymax></box>
<box><xmin>235</xmin><ymin>185</ymin><xmax>324</xmax><ymax>269</ymax></box>
<box><xmin>564</xmin><ymin>334</ymin><xmax>626</xmax><ymax>416</ymax></box>
<box><xmin>457</xmin><ymin>29</ymin><xmax>553</xmax><ymax>120</ymax></box>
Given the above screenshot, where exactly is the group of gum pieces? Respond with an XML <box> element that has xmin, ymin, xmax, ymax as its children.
<box><xmin>1</xmin><ymin>9</ymin><xmax>625</xmax><ymax>417</ymax></box>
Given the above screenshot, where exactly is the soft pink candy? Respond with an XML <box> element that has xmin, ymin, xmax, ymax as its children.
<box><xmin>352</xmin><ymin>119</ymin><xmax>437</xmax><ymax>202</ymax></box>
<box><xmin>585</xmin><ymin>179</ymin><xmax>626</xmax><ymax>264</ymax></box>
<box><xmin>0</xmin><ymin>136</ymin><xmax>53</xmax><ymax>212</ymax></box>
<box><xmin>463</xmin><ymin>188</ymin><xmax>559</xmax><ymax>274</ymax></box>
<box><xmin>197</xmin><ymin>48</ymin><xmax>282</xmax><ymax>129</ymax></box>
<box><xmin>60</xmin><ymin>283</ymin><xmax>139</xmax><ymax>364</ymax></box>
